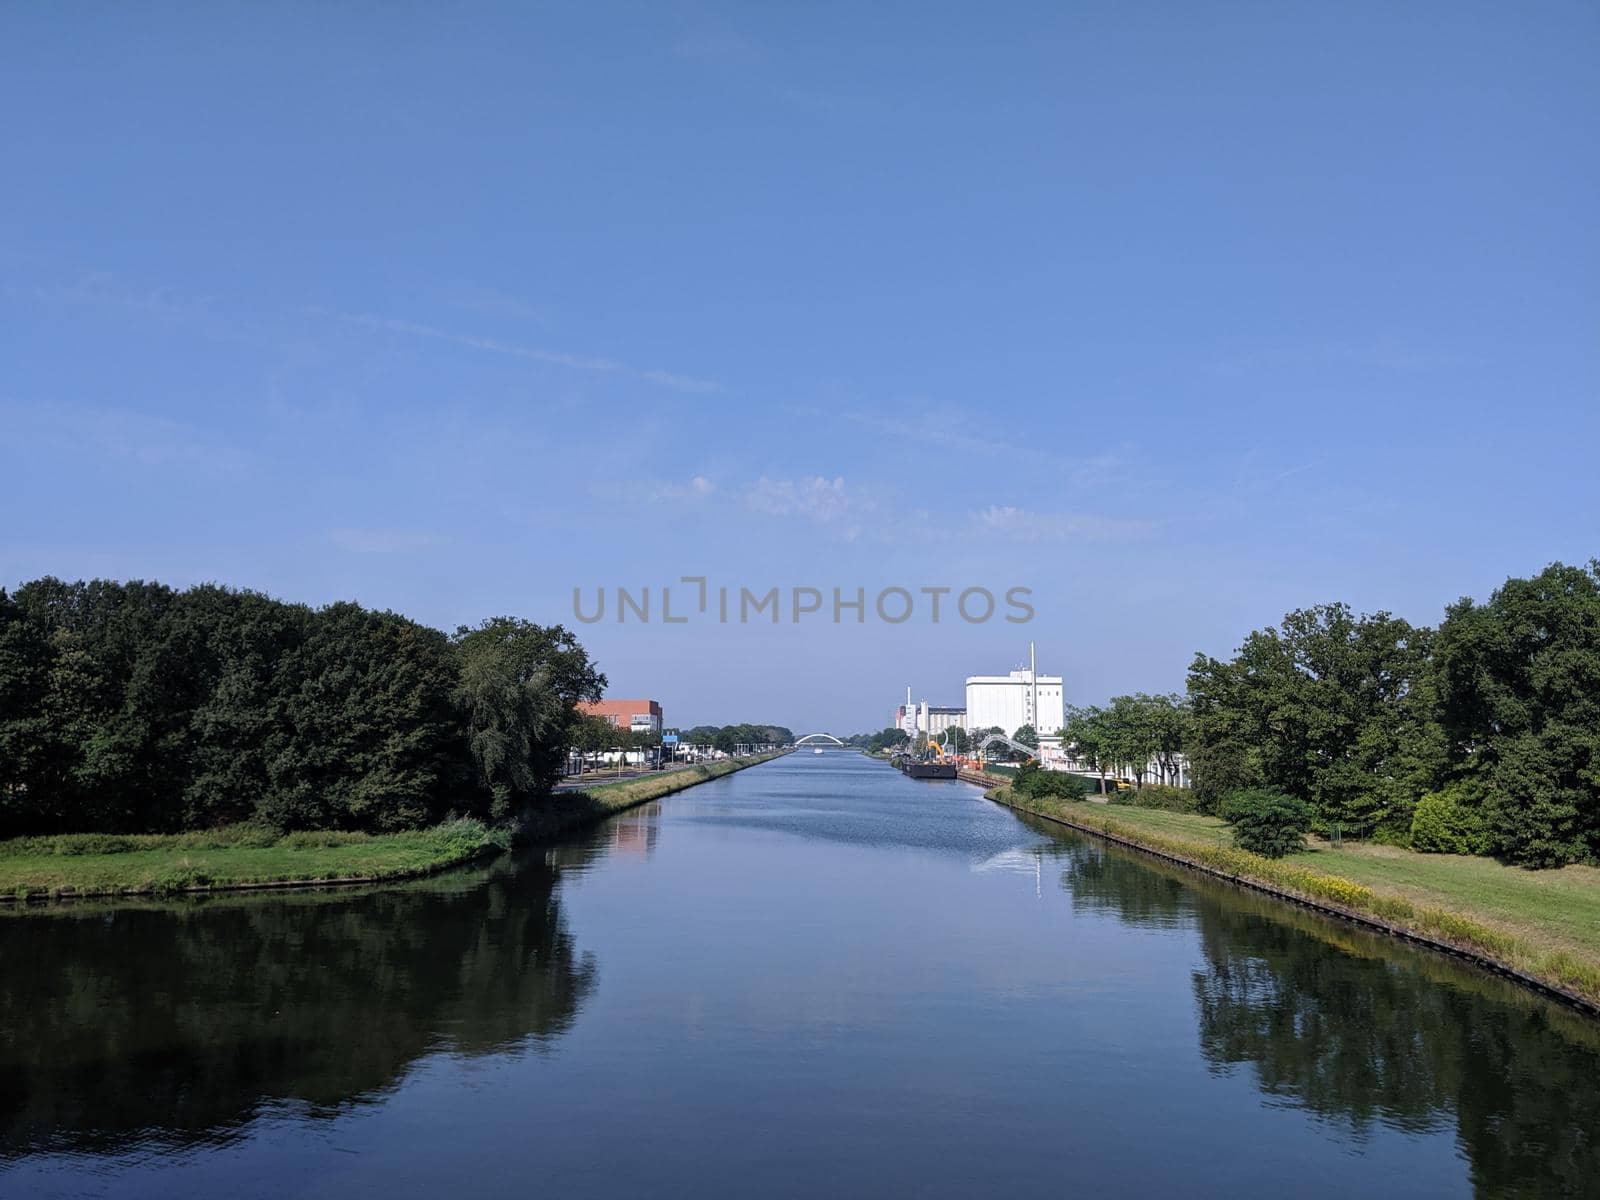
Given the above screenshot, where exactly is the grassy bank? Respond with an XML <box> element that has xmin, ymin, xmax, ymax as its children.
<box><xmin>0</xmin><ymin>819</ymin><xmax>509</xmax><ymax>900</ymax></box>
<box><xmin>1</xmin><ymin>751</ymin><xmax>787</xmax><ymax>903</ymax></box>
<box><xmin>991</xmin><ymin>785</ymin><xmax>1600</xmax><ymax>1009</ymax></box>
<box><xmin>516</xmin><ymin>751</ymin><xmax>788</xmax><ymax>840</ymax></box>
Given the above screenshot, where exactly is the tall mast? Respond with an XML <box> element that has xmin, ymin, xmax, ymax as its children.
<box><xmin>1030</xmin><ymin>641</ymin><xmax>1038</xmax><ymax>735</ymax></box>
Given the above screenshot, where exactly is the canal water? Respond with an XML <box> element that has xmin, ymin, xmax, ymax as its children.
<box><xmin>3</xmin><ymin>752</ymin><xmax>1598</xmax><ymax>1198</ymax></box>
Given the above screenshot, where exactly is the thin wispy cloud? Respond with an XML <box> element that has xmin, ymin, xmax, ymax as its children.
<box><xmin>739</xmin><ymin>475</ymin><xmax>887</xmax><ymax>541</ymax></box>
<box><xmin>825</xmin><ymin>406</ymin><xmax>1131</xmax><ymax>489</ymax></box>
<box><xmin>1228</xmin><ymin>443</ymin><xmax>1318</xmax><ymax>492</ymax></box>
<box><xmin>972</xmin><ymin>505</ymin><xmax>1155</xmax><ymax>543</ymax></box>
<box><xmin>590</xmin><ymin>467</ymin><xmax>1152</xmax><ymax>551</ymax></box>
<box><xmin>326</xmin><ymin>311</ymin><xmax>722</xmax><ymax>395</ymax></box>
<box><xmin>647</xmin><ymin>475</ymin><xmax>718</xmax><ymax>502</ymax></box>
<box><xmin>325</xmin><ymin>528</ymin><xmax>448</xmax><ymax>554</ymax></box>
<box><xmin>744</xmin><ymin>476</ymin><xmax>864</xmax><ymax>523</ymax></box>
<box><xmin>838</xmin><ymin>407</ymin><xmax>994</xmax><ymax>454</ymax></box>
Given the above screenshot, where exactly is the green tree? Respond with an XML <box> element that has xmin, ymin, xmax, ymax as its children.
<box><xmin>1410</xmin><ymin>782</ymin><xmax>1493</xmax><ymax>855</ymax></box>
<box><xmin>0</xmin><ymin>590</ymin><xmax>54</xmax><ymax>833</ymax></box>
<box><xmin>1063</xmin><ymin>706</ymin><xmax>1111</xmax><ymax>793</ymax></box>
<box><xmin>0</xmin><ymin>578</ymin><xmax>613</xmax><ymax>836</ymax></box>
<box><xmin>1142</xmin><ymin>693</ymin><xmax>1192</xmax><ymax>786</ymax></box>
<box><xmin>453</xmin><ymin>618</ymin><xmax>605</xmax><ymax>816</ymax></box>
<box><xmin>864</xmin><ymin>727</ymin><xmax>909</xmax><ymax>754</ymax></box>
<box><xmin>177</xmin><ymin>587</ymin><xmax>310</xmax><ymax>828</ymax></box>
<box><xmin>1188</xmin><ymin>603</ymin><xmax>1439</xmax><ymax>839</ymax></box>
<box><xmin>267</xmin><ymin>603</ymin><xmax>469</xmax><ymax>831</ymax></box>
<box><xmin>12</xmin><ymin>578</ymin><xmax>186</xmax><ymax>833</ymax></box>
<box><xmin>1013</xmin><ymin>724</ymin><xmax>1039</xmax><ymax>750</ymax></box>
<box><xmin>1222</xmin><ymin>789</ymin><xmax>1314</xmax><ymax>859</ymax></box>
<box><xmin>1102</xmin><ymin>695</ymin><xmax>1159</xmax><ymax>787</ymax></box>
<box><xmin>1188</xmin><ymin>738</ymin><xmax>1262</xmax><ymax>815</ymax></box>
<box><xmin>1432</xmin><ymin>561</ymin><xmax>1600</xmax><ymax>866</ymax></box>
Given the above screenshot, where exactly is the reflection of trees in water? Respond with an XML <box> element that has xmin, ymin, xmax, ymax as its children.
<box><xmin>1053</xmin><ymin>837</ymin><xmax>1197</xmax><ymax>930</ymax></box>
<box><xmin>1193</xmin><ymin>903</ymin><xmax>1460</xmax><ymax>1133</ymax></box>
<box><xmin>1191</xmin><ymin>900</ymin><xmax>1600</xmax><ymax>1196</ymax></box>
<box><xmin>0</xmin><ymin>851</ymin><xmax>596</xmax><ymax>1159</ymax></box>
<box><xmin>1040</xmin><ymin>820</ymin><xmax>1600</xmax><ymax>1196</ymax></box>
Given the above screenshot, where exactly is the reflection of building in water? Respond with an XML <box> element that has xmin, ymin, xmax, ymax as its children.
<box><xmin>607</xmin><ymin>805</ymin><xmax>660</xmax><ymax>859</ymax></box>
<box><xmin>971</xmin><ymin>846</ymin><xmax>1043</xmax><ymax>897</ymax></box>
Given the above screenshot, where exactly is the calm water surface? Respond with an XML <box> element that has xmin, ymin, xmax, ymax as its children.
<box><xmin>3</xmin><ymin>753</ymin><xmax>1598</xmax><ymax>1198</ymax></box>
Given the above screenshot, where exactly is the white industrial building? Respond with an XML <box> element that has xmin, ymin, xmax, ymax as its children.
<box><xmin>893</xmin><ymin>647</ymin><xmax>1066</xmax><ymax>746</ymax></box>
<box><xmin>965</xmin><ymin>655</ymin><xmax>1064</xmax><ymax>739</ymax></box>
<box><xmin>895</xmin><ymin>702</ymin><xmax>966</xmax><ymax>738</ymax></box>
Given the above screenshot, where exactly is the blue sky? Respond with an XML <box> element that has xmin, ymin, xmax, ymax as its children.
<box><xmin>3</xmin><ymin>2</ymin><xmax>1596</xmax><ymax>734</ymax></box>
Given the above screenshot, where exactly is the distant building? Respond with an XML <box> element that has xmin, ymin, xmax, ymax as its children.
<box><xmin>1041</xmin><ymin>741</ymin><xmax>1190</xmax><ymax>787</ymax></box>
<box><xmin>889</xmin><ymin>704</ymin><xmax>960</xmax><ymax>742</ymax></box>
<box><xmin>965</xmin><ymin>668</ymin><xmax>1064</xmax><ymax>739</ymax></box>
<box><xmin>577</xmin><ymin>699</ymin><xmax>663</xmax><ymax>736</ymax></box>
<box><xmin>894</xmin><ymin>703</ymin><xmax>966</xmax><ymax>738</ymax></box>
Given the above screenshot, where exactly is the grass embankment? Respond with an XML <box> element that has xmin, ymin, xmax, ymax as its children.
<box><xmin>0</xmin><ymin>819</ymin><xmax>507</xmax><ymax>900</ymax></box>
<box><xmin>991</xmin><ymin>786</ymin><xmax>1600</xmax><ymax>1009</ymax></box>
<box><xmin>1</xmin><ymin>751</ymin><xmax>787</xmax><ymax>902</ymax></box>
<box><xmin>516</xmin><ymin>752</ymin><xmax>787</xmax><ymax>840</ymax></box>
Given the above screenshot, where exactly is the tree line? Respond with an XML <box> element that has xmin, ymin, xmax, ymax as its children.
<box><xmin>1183</xmin><ymin>560</ymin><xmax>1600</xmax><ymax>868</ymax></box>
<box><xmin>849</xmin><ymin>729</ymin><xmax>908</xmax><ymax>753</ymax></box>
<box><xmin>1062</xmin><ymin>695</ymin><xmax>1191</xmax><ymax>788</ymax></box>
<box><xmin>678</xmin><ymin>724</ymin><xmax>796</xmax><ymax>753</ymax></box>
<box><xmin>864</xmin><ymin>559</ymin><xmax>1600</xmax><ymax>869</ymax></box>
<box><xmin>0</xmin><ymin>578</ymin><xmax>605</xmax><ymax>837</ymax></box>
<box><xmin>848</xmin><ymin>725</ymin><xmax>1030</xmax><ymax>756</ymax></box>
<box><xmin>1062</xmin><ymin>560</ymin><xmax>1600</xmax><ymax>868</ymax></box>
<box><xmin>566</xmin><ymin>719</ymin><xmax>793</xmax><ymax>762</ymax></box>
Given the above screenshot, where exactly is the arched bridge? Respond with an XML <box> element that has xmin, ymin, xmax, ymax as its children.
<box><xmin>795</xmin><ymin>733</ymin><xmax>846</xmax><ymax>746</ymax></box>
<box><xmin>976</xmin><ymin>732</ymin><xmax>1038</xmax><ymax>758</ymax></box>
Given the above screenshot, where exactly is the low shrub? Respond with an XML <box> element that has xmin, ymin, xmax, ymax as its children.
<box><xmin>277</xmin><ymin>829</ymin><xmax>377</xmax><ymax>851</ymax></box>
<box><xmin>1220</xmin><ymin>789</ymin><xmax>1313</xmax><ymax>859</ymax></box>
<box><xmin>0</xmin><ymin>824</ymin><xmax>292</xmax><ymax>858</ymax></box>
<box><xmin>147</xmin><ymin>866</ymin><xmax>214</xmax><ymax>896</ymax></box>
<box><xmin>49</xmin><ymin>834</ymin><xmax>144</xmax><ymax>857</ymax></box>
<box><xmin>425</xmin><ymin>817</ymin><xmax>511</xmax><ymax>858</ymax></box>
<box><xmin>1110</xmin><ymin>784</ymin><xmax>1200</xmax><ymax>813</ymax></box>
<box><xmin>1013</xmin><ymin>762</ymin><xmax>1090</xmax><ymax>802</ymax></box>
<box><xmin>1410</xmin><ymin>783</ymin><xmax>1493</xmax><ymax>855</ymax></box>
